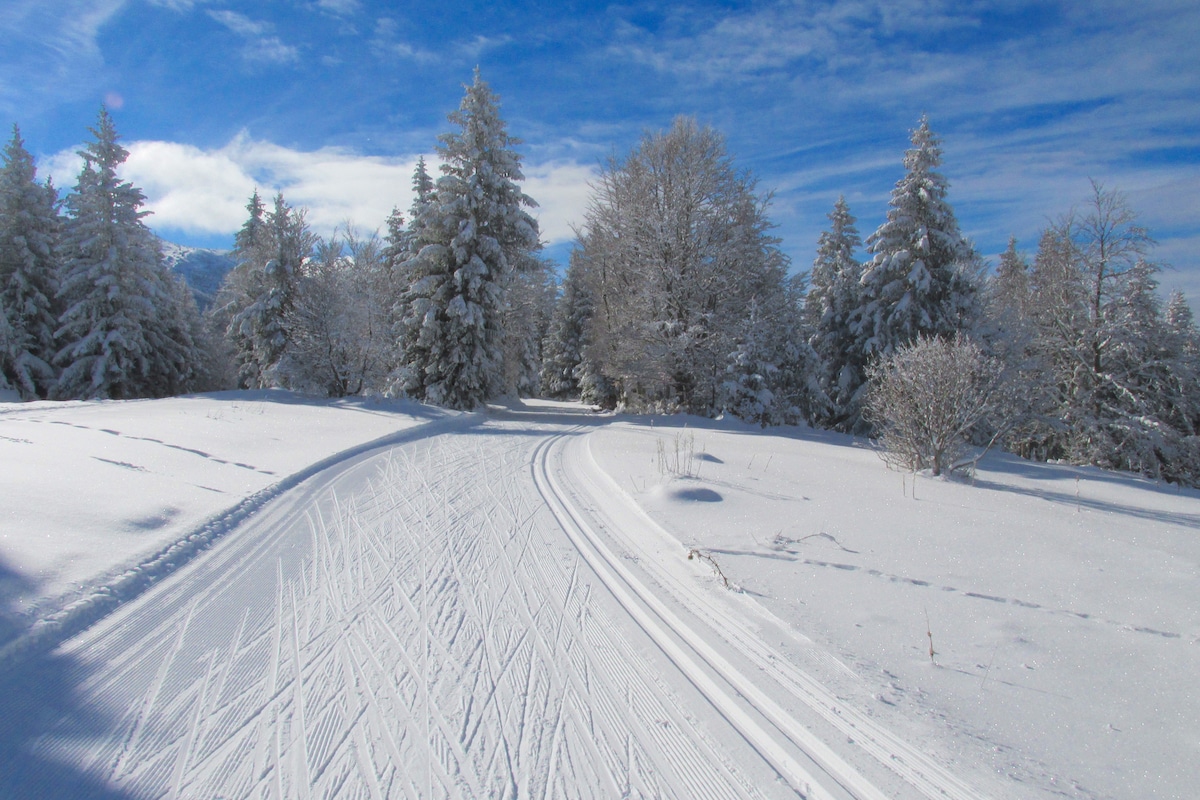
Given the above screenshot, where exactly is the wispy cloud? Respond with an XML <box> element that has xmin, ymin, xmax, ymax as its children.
<box><xmin>207</xmin><ymin>10</ymin><xmax>299</xmax><ymax>65</ymax></box>
<box><xmin>370</xmin><ymin>17</ymin><xmax>440</xmax><ymax>64</ymax></box>
<box><xmin>315</xmin><ymin>0</ymin><xmax>361</xmax><ymax>16</ymax></box>
<box><xmin>609</xmin><ymin>0</ymin><xmax>1200</xmax><ymax>296</ymax></box>
<box><xmin>0</xmin><ymin>0</ymin><xmax>127</xmax><ymax>113</ymax></box>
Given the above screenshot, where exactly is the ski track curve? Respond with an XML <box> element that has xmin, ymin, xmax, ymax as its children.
<box><xmin>5</xmin><ymin>410</ymin><xmax>985</xmax><ymax>799</ymax></box>
<box><xmin>9</xmin><ymin>414</ymin><xmax>794</xmax><ymax>798</ymax></box>
<box><xmin>549</xmin><ymin>430</ymin><xmax>993</xmax><ymax>800</ymax></box>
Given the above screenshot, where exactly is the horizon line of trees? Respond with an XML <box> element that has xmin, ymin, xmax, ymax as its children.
<box><xmin>4</xmin><ymin>77</ymin><xmax>1198</xmax><ymax>485</ymax></box>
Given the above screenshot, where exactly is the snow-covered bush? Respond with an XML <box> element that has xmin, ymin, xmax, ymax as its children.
<box><xmin>865</xmin><ymin>334</ymin><xmax>1011</xmax><ymax>476</ymax></box>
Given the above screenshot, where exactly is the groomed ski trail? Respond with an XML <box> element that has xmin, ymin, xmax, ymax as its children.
<box><xmin>4</xmin><ymin>407</ymin><xmax>985</xmax><ymax>799</ymax></box>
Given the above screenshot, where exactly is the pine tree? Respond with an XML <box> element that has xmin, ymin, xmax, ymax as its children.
<box><xmin>216</xmin><ymin>190</ymin><xmax>271</xmax><ymax>387</ymax></box>
<box><xmin>806</xmin><ymin>196</ymin><xmax>863</xmax><ymax>428</ymax></box>
<box><xmin>991</xmin><ymin>236</ymin><xmax>1032</xmax><ymax>319</ymax></box>
<box><xmin>855</xmin><ymin>116</ymin><xmax>978</xmax><ymax>362</ymax></box>
<box><xmin>396</xmin><ymin>69</ymin><xmax>541</xmax><ymax>409</ymax></box>
<box><xmin>0</xmin><ymin>125</ymin><xmax>61</xmax><ymax>398</ymax></box>
<box><xmin>540</xmin><ymin>254</ymin><xmax>594</xmax><ymax>398</ymax></box>
<box><xmin>55</xmin><ymin>108</ymin><xmax>188</xmax><ymax>399</ymax></box>
<box><xmin>223</xmin><ymin>192</ymin><xmax>313</xmax><ymax>388</ymax></box>
<box><xmin>381</xmin><ymin>206</ymin><xmax>407</xmax><ymax>275</ymax></box>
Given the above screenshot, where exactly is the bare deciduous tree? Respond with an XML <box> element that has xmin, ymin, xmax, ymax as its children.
<box><xmin>865</xmin><ymin>334</ymin><xmax>1012</xmax><ymax>476</ymax></box>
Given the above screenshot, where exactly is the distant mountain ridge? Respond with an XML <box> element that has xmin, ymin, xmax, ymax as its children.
<box><xmin>159</xmin><ymin>240</ymin><xmax>235</xmax><ymax>312</ymax></box>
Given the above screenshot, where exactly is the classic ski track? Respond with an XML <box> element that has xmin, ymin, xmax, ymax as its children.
<box><xmin>561</xmin><ymin>428</ymin><xmax>991</xmax><ymax>800</ymax></box>
<box><xmin>21</xmin><ymin>417</ymin><xmax>815</xmax><ymax>798</ymax></box>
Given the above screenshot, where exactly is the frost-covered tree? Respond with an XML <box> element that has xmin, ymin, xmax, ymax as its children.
<box><xmin>990</xmin><ymin>236</ymin><xmax>1032</xmax><ymax>321</ymax></box>
<box><xmin>575</xmin><ymin>117</ymin><xmax>792</xmax><ymax>415</ymax></box>
<box><xmin>55</xmin><ymin>108</ymin><xmax>198</xmax><ymax>399</ymax></box>
<box><xmin>284</xmin><ymin>227</ymin><xmax>394</xmax><ymax>396</ymax></box>
<box><xmin>212</xmin><ymin>190</ymin><xmax>269</xmax><ymax>387</ymax></box>
<box><xmin>540</xmin><ymin>254</ymin><xmax>594</xmax><ymax>398</ymax></box>
<box><xmin>222</xmin><ymin>191</ymin><xmax>314</xmax><ymax>388</ymax></box>
<box><xmin>806</xmin><ymin>196</ymin><xmax>863</xmax><ymax>429</ymax></box>
<box><xmin>500</xmin><ymin>258</ymin><xmax>555</xmax><ymax>397</ymax></box>
<box><xmin>0</xmin><ymin>125</ymin><xmax>61</xmax><ymax>398</ymax></box>
<box><xmin>1020</xmin><ymin>183</ymin><xmax>1200</xmax><ymax>484</ymax></box>
<box><xmin>396</xmin><ymin>70</ymin><xmax>541</xmax><ymax>409</ymax></box>
<box><xmin>381</xmin><ymin>206</ymin><xmax>407</xmax><ymax>275</ymax></box>
<box><xmin>865</xmin><ymin>334</ymin><xmax>1013</xmax><ymax>477</ymax></box>
<box><xmin>854</xmin><ymin>116</ymin><xmax>979</xmax><ymax>372</ymax></box>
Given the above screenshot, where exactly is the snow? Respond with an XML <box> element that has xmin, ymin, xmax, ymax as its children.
<box><xmin>588</xmin><ymin>415</ymin><xmax>1200</xmax><ymax>799</ymax></box>
<box><xmin>0</xmin><ymin>390</ymin><xmax>461</xmax><ymax>627</ymax></box>
<box><xmin>1</xmin><ymin>394</ymin><xmax>1197</xmax><ymax>799</ymax></box>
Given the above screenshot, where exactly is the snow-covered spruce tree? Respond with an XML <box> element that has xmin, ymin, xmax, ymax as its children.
<box><xmin>540</xmin><ymin>253</ymin><xmax>594</xmax><ymax>398</ymax></box>
<box><xmin>55</xmin><ymin>108</ymin><xmax>200</xmax><ymax>399</ymax></box>
<box><xmin>805</xmin><ymin>195</ymin><xmax>863</xmax><ymax>429</ymax></box>
<box><xmin>212</xmin><ymin>189</ymin><xmax>269</xmax><ymax>387</ymax></box>
<box><xmin>222</xmin><ymin>192</ymin><xmax>314</xmax><ymax>388</ymax></box>
<box><xmin>500</xmin><ymin>257</ymin><xmax>556</xmax><ymax>397</ymax></box>
<box><xmin>575</xmin><ymin>117</ymin><xmax>795</xmax><ymax>416</ymax></box>
<box><xmin>1164</xmin><ymin>290</ymin><xmax>1200</xmax><ymax>438</ymax></box>
<box><xmin>723</xmin><ymin>274</ymin><xmax>823</xmax><ymax>427</ymax></box>
<box><xmin>396</xmin><ymin>70</ymin><xmax>541</xmax><ymax>410</ymax></box>
<box><xmin>722</xmin><ymin>298</ymin><xmax>778</xmax><ymax>426</ymax></box>
<box><xmin>381</xmin><ymin>206</ymin><xmax>407</xmax><ymax>276</ymax></box>
<box><xmin>851</xmin><ymin>116</ymin><xmax>980</xmax><ymax>429</ymax></box>
<box><xmin>0</xmin><ymin>125</ymin><xmax>61</xmax><ymax>398</ymax></box>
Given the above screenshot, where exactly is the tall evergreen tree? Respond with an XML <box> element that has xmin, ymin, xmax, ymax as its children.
<box><xmin>396</xmin><ymin>69</ymin><xmax>541</xmax><ymax>409</ymax></box>
<box><xmin>0</xmin><ymin>125</ymin><xmax>61</xmax><ymax>397</ymax></box>
<box><xmin>806</xmin><ymin>196</ymin><xmax>863</xmax><ymax>428</ymax></box>
<box><xmin>540</xmin><ymin>254</ymin><xmax>594</xmax><ymax>398</ymax></box>
<box><xmin>55</xmin><ymin>107</ymin><xmax>193</xmax><ymax>399</ymax></box>
<box><xmin>855</xmin><ymin>116</ymin><xmax>978</xmax><ymax>358</ymax></box>
<box><xmin>222</xmin><ymin>191</ymin><xmax>313</xmax><ymax>387</ymax></box>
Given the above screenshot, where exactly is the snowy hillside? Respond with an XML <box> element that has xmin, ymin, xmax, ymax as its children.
<box><xmin>0</xmin><ymin>394</ymin><xmax>1196</xmax><ymax>799</ymax></box>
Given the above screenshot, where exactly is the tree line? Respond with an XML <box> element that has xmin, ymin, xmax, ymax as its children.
<box><xmin>3</xmin><ymin>73</ymin><xmax>1197</xmax><ymax>485</ymax></box>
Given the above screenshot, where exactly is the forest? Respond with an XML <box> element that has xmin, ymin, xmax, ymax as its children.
<box><xmin>3</xmin><ymin>72</ymin><xmax>1198</xmax><ymax>486</ymax></box>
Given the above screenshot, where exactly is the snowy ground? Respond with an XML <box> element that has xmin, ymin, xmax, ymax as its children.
<box><xmin>1</xmin><ymin>394</ymin><xmax>1197</xmax><ymax>798</ymax></box>
<box><xmin>0</xmin><ymin>391</ymin><xmax>466</xmax><ymax>653</ymax></box>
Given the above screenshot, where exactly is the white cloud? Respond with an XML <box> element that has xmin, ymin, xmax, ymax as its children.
<box><xmin>207</xmin><ymin>10</ymin><xmax>299</xmax><ymax>65</ymax></box>
<box><xmin>42</xmin><ymin>134</ymin><xmax>596</xmax><ymax>248</ymax></box>
<box><xmin>315</xmin><ymin>0</ymin><xmax>361</xmax><ymax>15</ymax></box>
<box><xmin>523</xmin><ymin>161</ymin><xmax>598</xmax><ymax>245</ymax></box>
<box><xmin>371</xmin><ymin>17</ymin><xmax>439</xmax><ymax>63</ymax></box>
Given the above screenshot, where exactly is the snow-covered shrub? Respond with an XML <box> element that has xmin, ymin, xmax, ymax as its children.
<box><xmin>865</xmin><ymin>334</ymin><xmax>1011</xmax><ymax>476</ymax></box>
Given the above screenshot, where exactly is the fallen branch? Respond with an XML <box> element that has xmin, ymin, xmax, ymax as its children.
<box><xmin>687</xmin><ymin>548</ymin><xmax>731</xmax><ymax>589</ymax></box>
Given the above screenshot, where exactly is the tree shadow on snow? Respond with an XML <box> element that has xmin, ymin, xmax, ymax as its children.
<box><xmin>0</xmin><ymin>558</ymin><xmax>136</xmax><ymax>800</ymax></box>
<box><xmin>973</xmin><ymin>453</ymin><xmax>1200</xmax><ymax>528</ymax></box>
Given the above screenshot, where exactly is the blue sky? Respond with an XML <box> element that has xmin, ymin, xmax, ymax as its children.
<box><xmin>3</xmin><ymin>0</ymin><xmax>1198</xmax><ymax>300</ymax></box>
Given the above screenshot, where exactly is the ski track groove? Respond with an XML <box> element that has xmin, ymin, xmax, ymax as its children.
<box><xmin>569</xmin><ymin>430</ymin><xmax>991</xmax><ymax>800</ymax></box>
<box><xmin>15</xmin><ymin>415</ymin><xmax>976</xmax><ymax>799</ymax></box>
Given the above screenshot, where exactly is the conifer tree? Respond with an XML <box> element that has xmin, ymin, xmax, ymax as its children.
<box><xmin>55</xmin><ymin>107</ymin><xmax>192</xmax><ymax>399</ymax></box>
<box><xmin>222</xmin><ymin>191</ymin><xmax>313</xmax><ymax>387</ymax></box>
<box><xmin>855</xmin><ymin>116</ymin><xmax>978</xmax><ymax>360</ymax></box>
<box><xmin>806</xmin><ymin>196</ymin><xmax>863</xmax><ymax>428</ymax></box>
<box><xmin>0</xmin><ymin>125</ymin><xmax>61</xmax><ymax>397</ymax></box>
<box><xmin>396</xmin><ymin>69</ymin><xmax>540</xmax><ymax>409</ymax></box>
<box><xmin>540</xmin><ymin>254</ymin><xmax>594</xmax><ymax>398</ymax></box>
